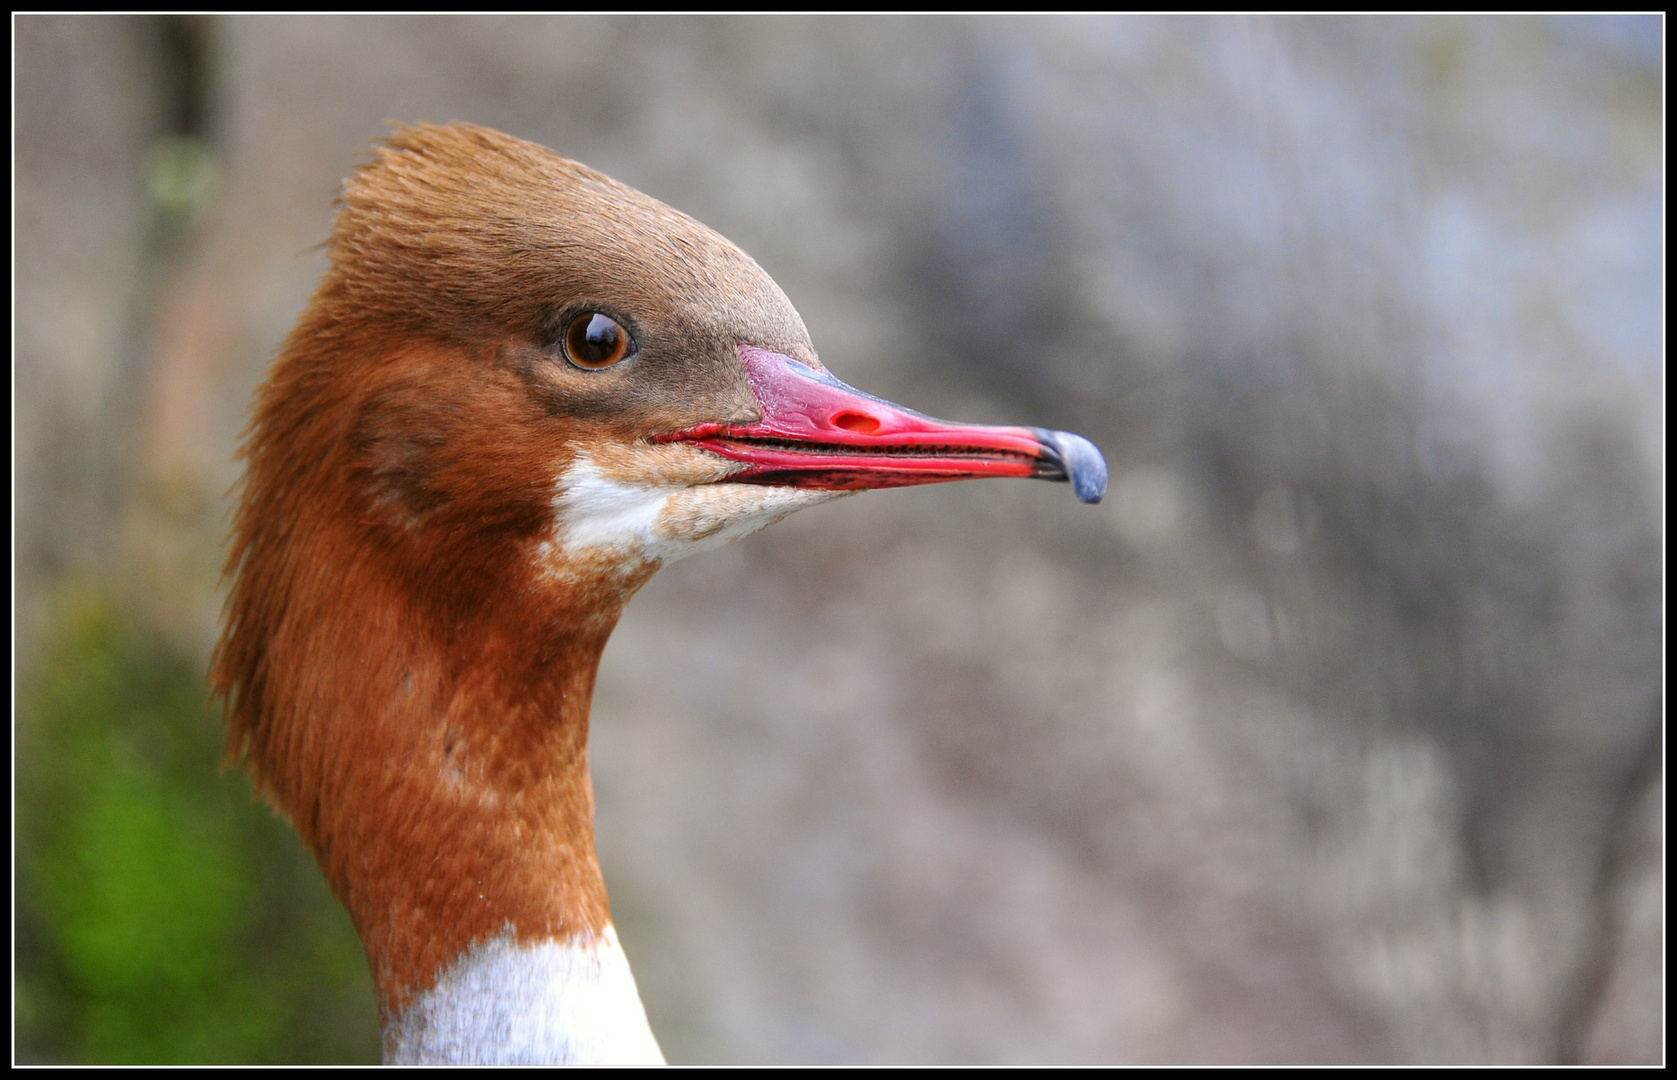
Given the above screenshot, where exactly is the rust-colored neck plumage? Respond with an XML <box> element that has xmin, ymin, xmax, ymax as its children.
<box><xmin>211</xmin><ymin>323</ymin><xmax>658</xmax><ymax>1019</ymax></box>
<box><xmin>212</xmin><ymin>122</ymin><xmax>815</xmax><ymax>1021</ymax></box>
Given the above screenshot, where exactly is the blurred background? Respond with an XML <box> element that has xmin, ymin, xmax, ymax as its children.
<box><xmin>13</xmin><ymin>14</ymin><xmax>1663</xmax><ymax>1064</ymax></box>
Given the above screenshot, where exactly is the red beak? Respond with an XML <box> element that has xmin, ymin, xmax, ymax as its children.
<box><xmin>662</xmin><ymin>346</ymin><xmax>1106</xmax><ymax>504</ymax></box>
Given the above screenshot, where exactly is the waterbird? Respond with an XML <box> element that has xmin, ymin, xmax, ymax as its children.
<box><xmin>211</xmin><ymin>122</ymin><xmax>1105</xmax><ymax>1064</ymax></box>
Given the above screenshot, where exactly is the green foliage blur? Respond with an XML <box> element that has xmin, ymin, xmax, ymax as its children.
<box><xmin>15</xmin><ymin>589</ymin><xmax>381</xmax><ymax>1064</ymax></box>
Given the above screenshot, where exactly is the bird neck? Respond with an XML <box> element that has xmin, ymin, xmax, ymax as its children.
<box><xmin>244</xmin><ymin>505</ymin><xmax>666</xmax><ymax>1060</ymax></box>
<box><xmin>381</xmin><ymin>925</ymin><xmax>664</xmax><ymax>1064</ymax></box>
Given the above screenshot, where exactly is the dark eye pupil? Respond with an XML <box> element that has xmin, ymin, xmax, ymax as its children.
<box><xmin>564</xmin><ymin>312</ymin><xmax>631</xmax><ymax>368</ymax></box>
<box><xmin>584</xmin><ymin>315</ymin><xmax>616</xmax><ymax>349</ymax></box>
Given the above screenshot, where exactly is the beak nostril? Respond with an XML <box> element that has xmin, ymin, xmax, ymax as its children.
<box><xmin>832</xmin><ymin>412</ymin><xmax>881</xmax><ymax>435</ymax></box>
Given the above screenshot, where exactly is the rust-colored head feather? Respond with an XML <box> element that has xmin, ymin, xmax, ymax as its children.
<box><xmin>325</xmin><ymin>122</ymin><xmax>813</xmax><ymax>352</ymax></box>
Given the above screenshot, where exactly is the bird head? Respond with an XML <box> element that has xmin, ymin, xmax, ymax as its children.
<box><xmin>293</xmin><ymin>123</ymin><xmax>1102</xmax><ymax>595</ymax></box>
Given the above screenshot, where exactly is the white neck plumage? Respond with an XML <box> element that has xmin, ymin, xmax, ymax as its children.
<box><xmin>382</xmin><ymin>924</ymin><xmax>665</xmax><ymax>1065</ymax></box>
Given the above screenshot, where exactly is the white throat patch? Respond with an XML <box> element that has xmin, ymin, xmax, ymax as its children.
<box><xmin>382</xmin><ymin>924</ymin><xmax>665</xmax><ymax>1065</ymax></box>
<box><xmin>546</xmin><ymin>450</ymin><xmax>842</xmax><ymax>567</ymax></box>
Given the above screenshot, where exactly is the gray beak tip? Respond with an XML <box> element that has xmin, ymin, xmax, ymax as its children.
<box><xmin>1037</xmin><ymin>429</ymin><xmax>1108</xmax><ymax>505</ymax></box>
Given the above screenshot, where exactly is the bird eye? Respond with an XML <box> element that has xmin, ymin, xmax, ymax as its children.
<box><xmin>563</xmin><ymin>312</ymin><xmax>634</xmax><ymax>369</ymax></box>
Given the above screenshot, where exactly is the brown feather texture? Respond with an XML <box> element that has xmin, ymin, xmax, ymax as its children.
<box><xmin>211</xmin><ymin>123</ymin><xmax>816</xmax><ymax>1017</ymax></box>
